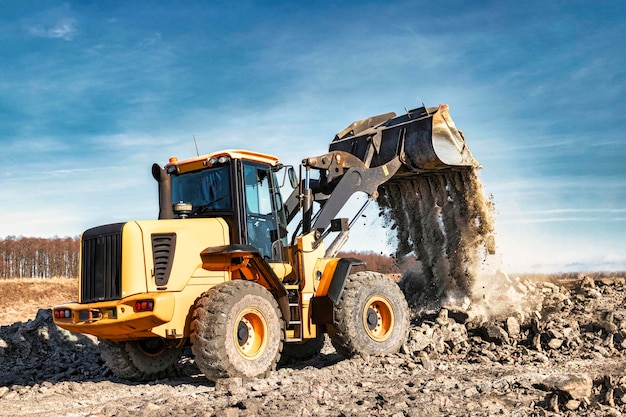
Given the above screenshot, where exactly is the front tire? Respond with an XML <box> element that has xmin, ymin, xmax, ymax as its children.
<box><xmin>327</xmin><ymin>271</ymin><xmax>409</xmax><ymax>358</ymax></box>
<box><xmin>99</xmin><ymin>338</ymin><xmax>183</xmax><ymax>381</ymax></box>
<box><xmin>190</xmin><ymin>280</ymin><xmax>283</xmax><ymax>381</ymax></box>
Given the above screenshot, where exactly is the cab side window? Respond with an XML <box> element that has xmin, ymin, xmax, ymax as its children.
<box><xmin>243</xmin><ymin>163</ymin><xmax>276</xmax><ymax>259</ymax></box>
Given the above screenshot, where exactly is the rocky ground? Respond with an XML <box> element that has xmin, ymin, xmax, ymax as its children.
<box><xmin>0</xmin><ymin>273</ymin><xmax>625</xmax><ymax>417</ymax></box>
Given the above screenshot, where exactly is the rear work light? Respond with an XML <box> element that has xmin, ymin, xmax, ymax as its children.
<box><xmin>134</xmin><ymin>300</ymin><xmax>155</xmax><ymax>312</ymax></box>
<box><xmin>54</xmin><ymin>309</ymin><xmax>72</xmax><ymax>319</ymax></box>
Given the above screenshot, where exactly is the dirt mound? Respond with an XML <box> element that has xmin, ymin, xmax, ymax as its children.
<box><xmin>399</xmin><ymin>275</ymin><xmax>626</xmax><ymax>414</ymax></box>
<box><xmin>0</xmin><ymin>309</ymin><xmax>103</xmax><ymax>386</ymax></box>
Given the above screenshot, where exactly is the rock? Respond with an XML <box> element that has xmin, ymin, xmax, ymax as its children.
<box><xmin>216</xmin><ymin>409</ymin><xmax>240</xmax><ymax>417</ymax></box>
<box><xmin>436</xmin><ymin>309</ymin><xmax>451</xmax><ymax>325</ymax></box>
<box><xmin>440</xmin><ymin>322</ymin><xmax>469</xmax><ymax>350</ymax></box>
<box><xmin>565</xmin><ymin>399</ymin><xmax>581</xmax><ymax>411</ymax></box>
<box><xmin>540</xmin><ymin>374</ymin><xmax>593</xmax><ymax>400</ymax></box>
<box><xmin>215</xmin><ymin>377</ymin><xmax>243</xmax><ymax>393</ymax></box>
<box><xmin>585</xmin><ymin>288</ymin><xmax>603</xmax><ymax>298</ymax></box>
<box><xmin>547</xmin><ymin>338</ymin><xmax>563</xmax><ymax>349</ymax></box>
<box><xmin>419</xmin><ymin>353</ymin><xmax>435</xmax><ymax>371</ymax></box>
<box><xmin>3</xmin><ymin>390</ymin><xmax>18</xmax><ymax>400</ymax></box>
<box><xmin>140</xmin><ymin>402</ymin><xmax>161</xmax><ymax>412</ymax></box>
<box><xmin>443</xmin><ymin>305</ymin><xmax>470</xmax><ymax>324</ymax></box>
<box><xmin>505</xmin><ymin>317</ymin><xmax>520</xmax><ymax>339</ymax></box>
<box><xmin>601</xmin><ymin>320</ymin><xmax>619</xmax><ymax>334</ymax></box>
<box><xmin>548</xmin><ymin>327</ymin><xmax>563</xmax><ymax>339</ymax></box>
<box><xmin>543</xmin><ymin>282</ymin><xmax>562</xmax><ymax>294</ymax></box>
<box><xmin>478</xmin><ymin>324</ymin><xmax>510</xmax><ymax>345</ymax></box>
<box><xmin>595</xmin><ymin>345</ymin><xmax>611</xmax><ymax>356</ymax></box>
<box><xmin>406</xmin><ymin>326</ymin><xmax>433</xmax><ymax>353</ymax></box>
<box><xmin>579</xmin><ymin>275</ymin><xmax>595</xmax><ymax>288</ymax></box>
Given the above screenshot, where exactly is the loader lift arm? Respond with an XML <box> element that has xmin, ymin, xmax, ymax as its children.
<box><xmin>302</xmin><ymin>152</ymin><xmax>402</xmax><ymax>234</ymax></box>
<box><xmin>281</xmin><ymin>150</ymin><xmax>402</xmax><ymax>258</ymax></box>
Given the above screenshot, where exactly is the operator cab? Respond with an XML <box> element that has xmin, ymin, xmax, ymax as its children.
<box><xmin>162</xmin><ymin>150</ymin><xmax>290</xmax><ymax>262</ymax></box>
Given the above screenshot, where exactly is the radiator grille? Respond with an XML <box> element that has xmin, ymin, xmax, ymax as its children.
<box><xmin>151</xmin><ymin>233</ymin><xmax>176</xmax><ymax>286</ymax></box>
<box><xmin>80</xmin><ymin>223</ymin><xmax>124</xmax><ymax>303</ymax></box>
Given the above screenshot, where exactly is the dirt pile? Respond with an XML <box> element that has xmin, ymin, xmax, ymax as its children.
<box><xmin>378</xmin><ymin>167</ymin><xmax>495</xmax><ymax>311</ymax></box>
<box><xmin>0</xmin><ymin>309</ymin><xmax>103</xmax><ymax>386</ymax></box>
<box><xmin>0</xmin><ymin>276</ymin><xmax>624</xmax><ymax>416</ymax></box>
<box><xmin>399</xmin><ymin>275</ymin><xmax>626</xmax><ymax>414</ymax></box>
<box><xmin>402</xmin><ymin>276</ymin><xmax>626</xmax><ymax>361</ymax></box>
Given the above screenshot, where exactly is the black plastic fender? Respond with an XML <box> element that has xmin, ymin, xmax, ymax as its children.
<box><xmin>326</xmin><ymin>257</ymin><xmax>365</xmax><ymax>304</ymax></box>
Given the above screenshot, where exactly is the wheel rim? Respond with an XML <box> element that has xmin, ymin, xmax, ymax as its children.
<box><xmin>362</xmin><ymin>295</ymin><xmax>395</xmax><ymax>342</ymax></box>
<box><xmin>234</xmin><ymin>307</ymin><xmax>268</xmax><ymax>360</ymax></box>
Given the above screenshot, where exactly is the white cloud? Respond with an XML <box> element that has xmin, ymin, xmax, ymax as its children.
<box><xmin>27</xmin><ymin>17</ymin><xmax>77</xmax><ymax>41</ymax></box>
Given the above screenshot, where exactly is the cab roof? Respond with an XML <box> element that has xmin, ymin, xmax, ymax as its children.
<box><xmin>165</xmin><ymin>149</ymin><xmax>280</xmax><ymax>173</ymax></box>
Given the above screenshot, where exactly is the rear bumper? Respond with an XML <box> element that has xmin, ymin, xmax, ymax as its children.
<box><xmin>53</xmin><ymin>292</ymin><xmax>175</xmax><ymax>340</ymax></box>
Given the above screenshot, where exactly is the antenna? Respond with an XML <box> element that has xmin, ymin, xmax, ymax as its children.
<box><xmin>193</xmin><ymin>135</ymin><xmax>200</xmax><ymax>156</ymax></box>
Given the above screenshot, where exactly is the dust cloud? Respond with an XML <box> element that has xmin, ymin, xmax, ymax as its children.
<box><xmin>378</xmin><ymin>167</ymin><xmax>500</xmax><ymax>314</ymax></box>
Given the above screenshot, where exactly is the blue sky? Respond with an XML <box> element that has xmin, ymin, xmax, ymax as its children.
<box><xmin>0</xmin><ymin>1</ymin><xmax>624</xmax><ymax>272</ymax></box>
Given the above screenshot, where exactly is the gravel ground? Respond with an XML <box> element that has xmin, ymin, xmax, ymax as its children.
<box><xmin>1</xmin><ymin>274</ymin><xmax>624</xmax><ymax>417</ymax></box>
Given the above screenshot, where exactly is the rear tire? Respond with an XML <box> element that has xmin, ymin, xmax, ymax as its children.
<box><xmin>327</xmin><ymin>271</ymin><xmax>409</xmax><ymax>358</ymax></box>
<box><xmin>99</xmin><ymin>338</ymin><xmax>183</xmax><ymax>381</ymax></box>
<box><xmin>191</xmin><ymin>280</ymin><xmax>283</xmax><ymax>381</ymax></box>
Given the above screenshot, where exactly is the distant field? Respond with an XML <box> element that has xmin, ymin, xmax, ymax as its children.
<box><xmin>0</xmin><ymin>278</ymin><xmax>78</xmax><ymax>326</ymax></box>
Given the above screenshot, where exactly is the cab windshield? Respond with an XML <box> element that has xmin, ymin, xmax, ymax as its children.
<box><xmin>171</xmin><ymin>165</ymin><xmax>231</xmax><ymax>216</ymax></box>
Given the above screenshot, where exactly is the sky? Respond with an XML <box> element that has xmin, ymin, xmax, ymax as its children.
<box><xmin>0</xmin><ymin>1</ymin><xmax>624</xmax><ymax>273</ymax></box>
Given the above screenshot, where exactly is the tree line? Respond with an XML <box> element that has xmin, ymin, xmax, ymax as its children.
<box><xmin>0</xmin><ymin>236</ymin><xmax>80</xmax><ymax>279</ymax></box>
<box><xmin>338</xmin><ymin>250</ymin><xmax>417</xmax><ymax>274</ymax></box>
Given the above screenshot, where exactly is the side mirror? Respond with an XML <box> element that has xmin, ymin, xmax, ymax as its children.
<box><xmin>287</xmin><ymin>167</ymin><xmax>298</xmax><ymax>189</ymax></box>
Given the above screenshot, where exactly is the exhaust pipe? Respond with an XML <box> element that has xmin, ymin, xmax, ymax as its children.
<box><xmin>151</xmin><ymin>163</ymin><xmax>173</xmax><ymax>220</ymax></box>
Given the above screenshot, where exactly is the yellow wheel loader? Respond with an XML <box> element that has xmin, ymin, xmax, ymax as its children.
<box><xmin>53</xmin><ymin>104</ymin><xmax>478</xmax><ymax>382</ymax></box>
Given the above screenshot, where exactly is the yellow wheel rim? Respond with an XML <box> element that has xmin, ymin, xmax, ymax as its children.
<box><xmin>362</xmin><ymin>295</ymin><xmax>395</xmax><ymax>342</ymax></box>
<box><xmin>234</xmin><ymin>308</ymin><xmax>268</xmax><ymax>360</ymax></box>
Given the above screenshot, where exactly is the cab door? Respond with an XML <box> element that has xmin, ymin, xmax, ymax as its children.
<box><xmin>242</xmin><ymin>162</ymin><xmax>285</xmax><ymax>260</ymax></box>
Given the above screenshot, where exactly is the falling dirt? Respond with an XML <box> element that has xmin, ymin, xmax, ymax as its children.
<box><xmin>378</xmin><ymin>167</ymin><xmax>496</xmax><ymax>311</ymax></box>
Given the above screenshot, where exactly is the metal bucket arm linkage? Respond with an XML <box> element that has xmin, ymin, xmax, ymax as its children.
<box><xmin>303</xmin><ymin>150</ymin><xmax>402</xmax><ymax>233</ymax></box>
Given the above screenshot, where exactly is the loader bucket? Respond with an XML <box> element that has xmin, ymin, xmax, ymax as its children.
<box><xmin>328</xmin><ymin>104</ymin><xmax>478</xmax><ymax>177</ymax></box>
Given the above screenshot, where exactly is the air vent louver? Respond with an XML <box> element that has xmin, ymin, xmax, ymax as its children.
<box><xmin>152</xmin><ymin>233</ymin><xmax>176</xmax><ymax>286</ymax></box>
